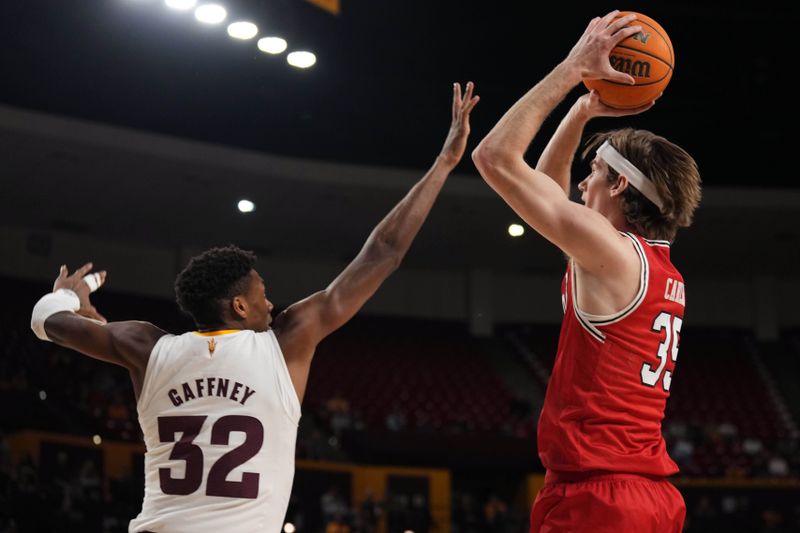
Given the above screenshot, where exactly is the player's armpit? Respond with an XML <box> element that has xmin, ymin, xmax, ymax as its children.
<box><xmin>552</xmin><ymin>202</ymin><xmax>634</xmax><ymax>273</ymax></box>
<box><xmin>44</xmin><ymin>313</ymin><xmax>165</xmax><ymax>373</ymax></box>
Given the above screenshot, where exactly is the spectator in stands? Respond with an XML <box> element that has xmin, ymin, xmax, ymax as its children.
<box><xmin>386</xmin><ymin>493</ymin><xmax>411</xmax><ymax>533</ymax></box>
<box><xmin>0</xmin><ymin>432</ymin><xmax>10</xmax><ymax>473</ymax></box>
<box><xmin>359</xmin><ymin>489</ymin><xmax>382</xmax><ymax>533</ymax></box>
<box><xmin>717</xmin><ymin>421</ymin><xmax>739</xmax><ymax>440</ymax></box>
<box><xmin>767</xmin><ymin>455</ymin><xmax>789</xmax><ymax>477</ymax></box>
<box><xmin>759</xmin><ymin>508</ymin><xmax>792</xmax><ymax>533</ymax></box>
<box><xmin>325</xmin><ymin>515</ymin><xmax>351</xmax><ymax>533</ymax></box>
<box><xmin>483</xmin><ymin>495</ymin><xmax>509</xmax><ymax>532</ymax></box>
<box><xmin>743</xmin><ymin>436</ymin><xmax>764</xmax><ymax>456</ymax></box>
<box><xmin>303</xmin><ymin>427</ymin><xmax>333</xmax><ymax>460</ymax></box>
<box><xmin>452</xmin><ymin>491</ymin><xmax>481</xmax><ymax>533</ymax></box>
<box><xmin>321</xmin><ymin>485</ymin><xmax>350</xmax><ymax>525</ymax></box>
<box><xmin>77</xmin><ymin>459</ymin><xmax>102</xmax><ymax>499</ymax></box>
<box><xmin>671</xmin><ymin>437</ymin><xmax>694</xmax><ymax>469</ymax></box>
<box><xmin>326</xmin><ymin>393</ymin><xmax>350</xmax><ymax>415</ymax></box>
<box><xmin>0</xmin><ymin>433</ymin><xmax>15</xmax><ymax>533</ymax></box>
<box><xmin>385</xmin><ymin>404</ymin><xmax>407</xmax><ymax>432</ymax></box>
<box><xmin>685</xmin><ymin>496</ymin><xmax>717</xmax><ymax>532</ymax></box>
<box><xmin>106</xmin><ymin>390</ymin><xmax>134</xmax><ymax>439</ymax></box>
<box><xmin>409</xmin><ymin>492</ymin><xmax>433</xmax><ymax>532</ymax></box>
<box><xmin>414</xmin><ymin>409</ymin><xmax>433</xmax><ymax>432</ymax></box>
<box><xmin>329</xmin><ymin>404</ymin><xmax>354</xmax><ymax>438</ymax></box>
<box><xmin>283</xmin><ymin>493</ymin><xmax>307</xmax><ymax>533</ymax></box>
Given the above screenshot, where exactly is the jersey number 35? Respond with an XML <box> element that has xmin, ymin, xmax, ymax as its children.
<box><xmin>641</xmin><ymin>311</ymin><xmax>682</xmax><ymax>392</ymax></box>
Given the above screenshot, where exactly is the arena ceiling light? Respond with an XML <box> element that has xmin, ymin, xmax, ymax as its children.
<box><xmin>146</xmin><ymin>2</ymin><xmax>312</xmax><ymax>69</ymax></box>
<box><xmin>287</xmin><ymin>51</ymin><xmax>316</xmax><ymax>69</ymax></box>
<box><xmin>508</xmin><ymin>223</ymin><xmax>525</xmax><ymax>237</ymax></box>
<box><xmin>194</xmin><ymin>3</ymin><xmax>227</xmax><ymax>24</ymax></box>
<box><xmin>227</xmin><ymin>21</ymin><xmax>258</xmax><ymax>40</ymax></box>
<box><xmin>237</xmin><ymin>199</ymin><xmax>255</xmax><ymax>213</ymax></box>
<box><xmin>164</xmin><ymin>0</ymin><xmax>196</xmax><ymax>10</ymax></box>
<box><xmin>258</xmin><ymin>36</ymin><xmax>288</xmax><ymax>55</ymax></box>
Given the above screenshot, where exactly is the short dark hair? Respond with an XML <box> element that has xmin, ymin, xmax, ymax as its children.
<box><xmin>174</xmin><ymin>245</ymin><xmax>257</xmax><ymax>327</ymax></box>
<box><xmin>583</xmin><ymin>128</ymin><xmax>702</xmax><ymax>242</ymax></box>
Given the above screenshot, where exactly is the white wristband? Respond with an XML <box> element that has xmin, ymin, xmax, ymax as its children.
<box><xmin>31</xmin><ymin>289</ymin><xmax>81</xmax><ymax>342</ymax></box>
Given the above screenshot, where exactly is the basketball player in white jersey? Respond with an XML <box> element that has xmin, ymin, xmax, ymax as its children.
<box><xmin>30</xmin><ymin>83</ymin><xmax>479</xmax><ymax>533</ymax></box>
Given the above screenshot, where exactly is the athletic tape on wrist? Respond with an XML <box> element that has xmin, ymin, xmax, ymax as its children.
<box><xmin>596</xmin><ymin>140</ymin><xmax>665</xmax><ymax>213</ymax></box>
<box><xmin>31</xmin><ymin>289</ymin><xmax>80</xmax><ymax>341</ymax></box>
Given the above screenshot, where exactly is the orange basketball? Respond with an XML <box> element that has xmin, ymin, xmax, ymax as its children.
<box><xmin>584</xmin><ymin>12</ymin><xmax>674</xmax><ymax>109</ymax></box>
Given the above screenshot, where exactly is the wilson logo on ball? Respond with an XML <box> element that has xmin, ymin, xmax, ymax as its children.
<box><xmin>610</xmin><ymin>56</ymin><xmax>651</xmax><ymax>79</ymax></box>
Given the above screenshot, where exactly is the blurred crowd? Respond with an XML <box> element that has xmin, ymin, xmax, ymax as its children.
<box><xmin>2</xmin><ymin>280</ymin><xmax>800</xmax><ymax>532</ymax></box>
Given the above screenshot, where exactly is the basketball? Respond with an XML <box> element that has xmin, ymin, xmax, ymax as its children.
<box><xmin>584</xmin><ymin>12</ymin><xmax>674</xmax><ymax>109</ymax></box>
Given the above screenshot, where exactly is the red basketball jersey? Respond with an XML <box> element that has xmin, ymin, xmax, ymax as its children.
<box><xmin>538</xmin><ymin>232</ymin><xmax>685</xmax><ymax>476</ymax></box>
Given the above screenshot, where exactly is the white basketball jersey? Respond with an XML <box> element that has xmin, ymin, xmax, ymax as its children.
<box><xmin>129</xmin><ymin>329</ymin><xmax>301</xmax><ymax>533</ymax></box>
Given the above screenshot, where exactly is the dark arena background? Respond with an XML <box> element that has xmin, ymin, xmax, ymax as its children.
<box><xmin>1</xmin><ymin>1</ymin><xmax>798</xmax><ymax>532</ymax></box>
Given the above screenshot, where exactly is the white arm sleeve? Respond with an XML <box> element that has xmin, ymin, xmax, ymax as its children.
<box><xmin>31</xmin><ymin>289</ymin><xmax>81</xmax><ymax>341</ymax></box>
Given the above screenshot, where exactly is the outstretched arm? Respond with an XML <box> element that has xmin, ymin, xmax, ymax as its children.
<box><xmin>274</xmin><ymin>83</ymin><xmax>479</xmax><ymax>399</ymax></box>
<box><xmin>536</xmin><ymin>91</ymin><xmax>656</xmax><ymax>196</ymax></box>
<box><xmin>472</xmin><ymin>11</ymin><xmax>643</xmax><ymax>272</ymax></box>
<box><xmin>32</xmin><ymin>263</ymin><xmax>165</xmax><ymax>396</ymax></box>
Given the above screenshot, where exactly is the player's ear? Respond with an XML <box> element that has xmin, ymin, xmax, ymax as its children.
<box><xmin>231</xmin><ymin>295</ymin><xmax>248</xmax><ymax>319</ymax></box>
<box><xmin>610</xmin><ymin>174</ymin><xmax>630</xmax><ymax>197</ymax></box>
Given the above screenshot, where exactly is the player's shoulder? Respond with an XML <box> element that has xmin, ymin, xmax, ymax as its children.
<box><xmin>621</xmin><ymin>232</ymin><xmax>676</xmax><ymax>265</ymax></box>
<box><xmin>110</xmin><ymin>321</ymin><xmax>168</xmax><ymax>355</ymax></box>
<box><xmin>112</xmin><ymin>320</ymin><xmax>167</xmax><ymax>339</ymax></box>
<box><xmin>625</xmin><ymin>232</ymin><xmax>674</xmax><ymax>253</ymax></box>
<box><xmin>630</xmin><ymin>234</ymin><xmax>678</xmax><ymax>270</ymax></box>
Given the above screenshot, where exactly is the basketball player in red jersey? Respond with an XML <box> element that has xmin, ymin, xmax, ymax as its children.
<box><xmin>29</xmin><ymin>83</ymin><xmax>479</xmax><ymax>533</ymax></box>
<box><xmin>472</xmin><ymin>11</ymin><xmax>701</xmax><ymax>533</ymax></box>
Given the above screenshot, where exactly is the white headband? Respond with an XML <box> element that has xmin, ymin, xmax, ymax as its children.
<box><xmin>596</xmin><ymin>140</ymin><xmax>665</xmax><ymax>212</ymax></box>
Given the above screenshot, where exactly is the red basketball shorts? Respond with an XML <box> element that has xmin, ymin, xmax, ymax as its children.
<box><xmin>529</xmin><ymin>471</ymin><xmax>685</xmax><ymax>533</ymax></box>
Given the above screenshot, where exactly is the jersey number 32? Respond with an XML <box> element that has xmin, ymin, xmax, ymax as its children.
<box><xmin>157</xmin><ymin>415</ymin><xmax>264</xmax><ymax>499</ymax></box>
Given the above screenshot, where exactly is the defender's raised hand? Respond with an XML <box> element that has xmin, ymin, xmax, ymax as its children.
<box><xmin>565</xmin><ymin>11</ymin><xmax>642</xmax><ymax>85</ymax></box>
<box><xmin>53</xmin><ymin>262</ymin><xmax>108</xmax><ymax>323</ymax></box>
<box><xmin>439</xmin><ymin>82</ymin><xmax>480</xmax><ymax>167</ymax></box>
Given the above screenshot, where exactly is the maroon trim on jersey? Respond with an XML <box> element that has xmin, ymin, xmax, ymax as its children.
<box><xmin>643</xmin><ymin>238</ymin><xmax>671</xmax><ymax>247</ymax></box>
<box><xmin>567</xmin><ymin>233</ymin><xmax>649</xmax><ymax>340</ymax></box>
<box><xmin>568</xmin><ymin>261</ymin><xmax>606</xmax><ymax>343</ymax></box>
<box><xmin>586</xmin><ymin>233</ymin><xmax>649</xmax><ymax>326</ymax></box>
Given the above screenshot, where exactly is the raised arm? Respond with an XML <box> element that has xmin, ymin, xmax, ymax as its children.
<box><xmin>472</xmin><ymin>11</ymin><xmax>642</xmax><ymax>271</ymax></box>
<box><xmin>274</xmin><ymin>83</ymin><xmax>479</xmax><ymax>399</ymax></box>
<box><xmin>31</xmin><ymin>263</ymin><xmax>165</xmax><ymax>397</ymax></box>
<box><xmin>537</xmin><ymin>91</ymin><xmax>656</xmax><ymax>196</ymax></box>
